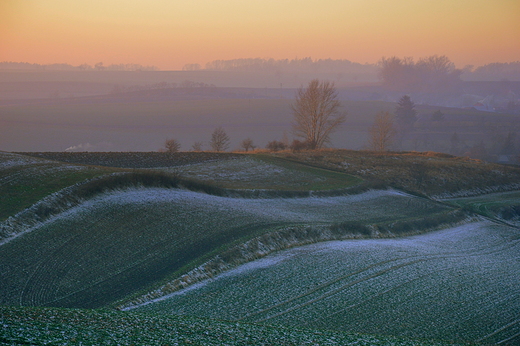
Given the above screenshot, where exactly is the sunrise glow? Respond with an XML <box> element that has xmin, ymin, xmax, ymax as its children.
<box><xmin>1</xmin><ymin>0</ymin><xmax>519</xmax><ymax>69</ymax></box>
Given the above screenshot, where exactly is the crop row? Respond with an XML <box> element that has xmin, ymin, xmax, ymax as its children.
<box><xmin>0</xmin><ymin>188</ymin><xmax>449</xmax><ymax>309</ymax></box>
<box><xmin>137</xmin><ymin>221</ymin><xmax>520</xmax><ymax>344</ymax></box>
<box><xmin>0</xmin><ymin>306</ymin><xmax>468</xmax><ymax>346</ymax></box>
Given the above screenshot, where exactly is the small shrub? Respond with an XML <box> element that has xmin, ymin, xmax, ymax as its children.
<box><xmin>290</xmin><ymin>139</ymin><xmax>313</xmax><ymax>152</ymax></box>
<box><xmin>266</xmin><ymin>140</ymin><xmax>287</xmax><ymax>152</ymax></box>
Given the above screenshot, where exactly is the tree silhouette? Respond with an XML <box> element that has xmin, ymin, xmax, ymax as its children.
<box><xmin>210</xmin><ymin>127</ymin><xmax>230</xmax><ymax>152</ymax></box>
<box><xmin>164</xmin><ymin>139</ymin><xmax>181</xmax><ymax>153</ymax></box>
<box><xmin>395</xmin><ymin>95</ymin><xmax>418</xmax><ymax>132</ymax></box>
<box><xmin>291</xmin><ymin>79</ymin><xmax>345</xmax><ymax>149</ymax></box>
<box><xmin>191</xmin><ymin>141</ymin><xmax>204</xmax><ymax>152</ymax></box>
<box><xmin>369</xmin><ymin>111</ymin><xmax>396</xmax><ymax>151</ymax></box>
<box><xmin>241</xmin><ymin>138</ymin><xmax>256</xmax><ymax>152</ymax></box>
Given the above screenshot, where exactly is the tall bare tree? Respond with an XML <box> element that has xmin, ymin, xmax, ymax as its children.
<box><xmin>369</xmin><ymin>111</ymin><xmax>396</xmax><ymax>151</ymax></box>
<box><xmin>291</xmin><ymin>79</ymin><xmax>345</xmax><ymax>149</ymax></box>
<box><xmin>210</xmin><ymin>127</ymin><xmax>230</xmax><ymax>152</ymax></box>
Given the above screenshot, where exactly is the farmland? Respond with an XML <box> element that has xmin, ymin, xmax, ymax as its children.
<box><xmin>136</xmin><ymin>222</ymin><xmax>520</xmax><ymax>344</ymax></box>
<box><xmin>0</xmin><ymin>306</ymin><xmax>470</xmax><ymax>346</ymax></box>
<box><xmin>0</xmin><ymin>152</ymin><xmax>117</xmax><ymax>221</ymax></box>
<box><xmin>0</xmin><ymin>187</ymin><xmax>451</xmax><ymax>309</ymax></box>
<box><xmin>443</xmin><ymin>191</ymin><xmax>520</xmax><ymax>225</ymax></box>
<box><xmin>1</xmin><ymin>150</ymin><xmax>519</xmax><ymax>345</ymax></box>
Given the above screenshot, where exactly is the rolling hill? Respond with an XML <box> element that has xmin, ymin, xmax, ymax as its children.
<box><xmin>1</xmin><ymin>150</ymin><xmax>519</xmax><ymax>345</ymax></box>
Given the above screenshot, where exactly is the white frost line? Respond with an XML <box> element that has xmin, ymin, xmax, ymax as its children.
<box><xmin>0</xmin><ymin>154</ymin><xmax>47</xmax><ymax>169</ymax></box>
<box><xmin>125</xmin><ymin>221</ymin><xmax>491</xmax><ymax>311</ymax></box>
<box><xmin>0</xmin><ymin>187</ymin><xmax>404</xmax><ymax>247</ymax></box>
<box><xmin>123</xmin><ymin>253</ymin><xmax>297</xmax><ymax>311</ymax></box>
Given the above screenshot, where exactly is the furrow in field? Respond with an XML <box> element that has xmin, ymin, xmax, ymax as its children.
<box><xmin>307</xmin><ymin>267</ymin><xmax>451</xmax><ymax>327</ymax></box>
<box><xmin>241</xmin><ymin>221</ymin><xmax>518</xmax><ymax>324</ymax></box>
<box><xmin>138</xmin><ymin>222</ymin><xmax>520</xmax><ymax>342</ymax></box>
<box><xmin>237</xmin><ymin>257</ymin><xmax>409</xmax><ymax>322</ymax></box>
<box><xmin>1</xmin><ymin>187</ymin><xmax>451</xmax><ymax>308</ymax></box>
<box><xmin>478</xmin><ymin>319</ymin><xmax>520</xmax><ymax>342</ymax></box>
<box><xmin>254</xmin><ymin>259</ymin><xmax>428</xmax><ymax>323</ymax></box>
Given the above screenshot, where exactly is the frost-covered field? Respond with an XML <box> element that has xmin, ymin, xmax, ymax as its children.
<box><xmin>0</xmin><ymin>188</ymin><xmax>448</xmax><ymax>308</ymax></box>
<box><xmin>0</xmin><ymin>306</ymin><xmax>469</xmax><ymax>346</ymax></box>
<box><xmin>137</xmin><ymin>221</ymin><xmax>520</xmax><ymax>345</ymax></box>
<box><xmin>159</xmin><ymin>155</ymin><xmax>360</xmax><ymax>190</ymax></box>
<box><xmin>0</xmin><ymin>152</ymin><xmax>112</xmax><ymax>221</ymax></box>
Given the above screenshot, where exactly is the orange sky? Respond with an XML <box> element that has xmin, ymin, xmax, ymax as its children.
<box><xmin>1</xmin><ymin>0</ymin><xmax>519</xmax><ymax>70</ymax></box>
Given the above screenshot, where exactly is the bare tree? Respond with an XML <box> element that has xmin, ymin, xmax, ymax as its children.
<box><xmin>241</xmin><ymin>138</ymin><xmax>256</xmax><ymax>152</ymax></box>
<box><xmin>369</xmin><ymin>111</ymin><xmax>396</xmax><ymax>151</ymax></box>
<box><xmin>191</xmin><ymin>141</ymin><xmax>204</xmax><ymax>152</ymax></box>
<box><xmin>164</xmin><ymin>138</ymin><xmax>181</xmax><ymax>153</ymax></box>
<box><xmin>291</xmin><ymin>79</ymin><xmax>345</xmax><ymax>149</ymax></box>
<box><xmin>210</xmin><ymin>127</ymin><xmax>230</xmax><ymax>152</ymax></box>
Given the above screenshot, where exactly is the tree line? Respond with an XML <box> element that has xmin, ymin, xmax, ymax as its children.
<box><xmin>0</xmin><ymin>61</ymin><xmax>158</xmax><ymax>71</ymax></box>
<box><xmin>184</xmin><ymin>57</ymin><xmax>375</xmax><ymax>74</ymax></box>
<box><xmin>378</xmin><ymin>55</ymin><xmax>462</xmax><ymax>93</ymax></box>
<box><xmin>163</xmin><ymin>79</ymin><xmax>404</xmax><ymax>154</ymax></box>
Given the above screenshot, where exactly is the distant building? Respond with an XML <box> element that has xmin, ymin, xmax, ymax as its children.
<box><xmin>472</xmin><ymin>95</ymin><xmax>495</xmax><ymax>112</ymax></box>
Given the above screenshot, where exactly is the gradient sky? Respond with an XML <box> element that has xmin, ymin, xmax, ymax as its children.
<box><xmin>1</xmin><ymin>0</ymin><xmax>519</xmax><ymax>70</ymax></box>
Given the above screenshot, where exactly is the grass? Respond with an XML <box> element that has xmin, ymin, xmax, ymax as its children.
<box><xmin>1</xmin><ymin>188</ymin><xmax>449</xmax><ymax>309</ymax></box>
<box><xmin>1</xmin><ymin>150</ymin><xmax>519</xmax><ymax>345</ymax></box>
<box><xmin>168</xmin><ymin>154</ymin><xmax>362</xmax><ymax>191</ymax></box>
<box><xmin>19</xmin><ymin>151</ymin><xmax>242</xmax><ymax>168</ymax></box>
<box><xmin>442</xmin><ymin>190</ymin><xmax>520</xmax><ymax>224</ymax></box>
<box><xmin>0</xmin><ymin>152</ymin><xmax>117</xmax><ymax>221</ymax></box>
<box><xmin>136</xmin><ymin>221</ymin><xmax>520</xmax><ymax>344</ymax></box>
<box><xmin>272</xmin><ymin>149</ymin><xmax>520</xmax><ymax>197</ymax></box>
<box><xmin>0</xmin><ymin>306</ymin><xmax>471</xmax><ymax>346</ymax></box>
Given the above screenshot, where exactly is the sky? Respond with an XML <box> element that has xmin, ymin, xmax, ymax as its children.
<box><xmin>1</xmin><ymin>0</ymin><xmax>519</xmax><ymax>70</ymax></box>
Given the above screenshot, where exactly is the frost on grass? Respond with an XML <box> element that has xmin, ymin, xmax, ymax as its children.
<box><xmin>0</xmin><ymin>306</ymin><xmax>464</xmax><ymax>346</ymax></box>
<box><xmin>137</xmin><ymin>221</ymin><xmax>520</xmax><ymax>344</ymax></box>
<box><xmin>0</xmin><ymin>152</ymin><xmax>47</xmax><ymax>169</ymax></box>
<box><xmin>114</xmin><ymin>188</ymin><xmax>453</xmax><ymax>309</ymax></box>
<box><xmin>159</xmin><ymin>156</ymin><xmax>335</xmax><ymax>189</ymax></box>
<box><xmin>1</xmin><ymin>186</ymin><xmax>452</xmax><ymax>309</ymax></box>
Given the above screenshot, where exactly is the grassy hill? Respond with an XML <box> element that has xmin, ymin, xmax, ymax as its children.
<box><xmin>1</xmin><ymin>150</ymin><xmax>519</xmax><ymax>345</ymax></box>
<box><xmin>272</xmin><ymin>149</ymin><xmax>520</xmax><ymax>198</ymax></box>
<box><xmin>136</xmin><ymin>221</ymin><xmax>519</xmax><ymax>344</ymax></box>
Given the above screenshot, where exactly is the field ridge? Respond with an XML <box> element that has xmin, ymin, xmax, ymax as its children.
<box><xmin>118</xmin><ymin>208</ymin><xmax>472</xmax><ymax>310</ymax></box>
<box><xmin>0</xmin><ymin>171</ymin><xmax>183</xmax><ymax>244</ymax></box>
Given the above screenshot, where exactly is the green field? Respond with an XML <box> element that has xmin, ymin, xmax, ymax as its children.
<box><xmin>443</xmin><ymin>191</ymin><xmax>520</xmax><ymax>224</ymax></box>
<box><xmin>1</xmin><ymin>151</ymin><xmax>519</xmax><ymax>345</ymax></box>
<box><xmin>0</xmin><ymin>306</ymin><xmax>470</xmax><ymax>346</ymax></box>
<box><xmin>0</xmin><ymin>152</ymin><xmax>116</xmax><ymax>221</ymax></box>
<box><xmin>1</xmin><ymin>187</ymin><xmax>451</xmax><ymax>309</ymax></box>
<box><xmin>162</xmin><ymin>154</ymin><xmax>362</xmax><ymax>190</ymax></box>
<box><xmin>136</xmin><ymin>222</ymin><xmax>520</xmax><ymax>344</ymax></box>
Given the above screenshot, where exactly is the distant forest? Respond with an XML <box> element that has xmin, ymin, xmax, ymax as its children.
<box><xmin>184</xmin><ymin>57</ymin><xmax>520</xmax><ymax>82</ymax></box>
<box><xmin>1</xmin><ymin>57</ymin><xmax>519</xmax><ymax>82</ymax></box>
<box><xmin>0</xmin><ymin>62</ymin><xmax>158</xmax><ymax>71</ymax></box>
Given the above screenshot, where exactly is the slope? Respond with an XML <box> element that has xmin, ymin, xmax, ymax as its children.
<box><xmin>135</xmin><ymin>221</ymin><xmax>520</xmax><ymax>344</ymax></box>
